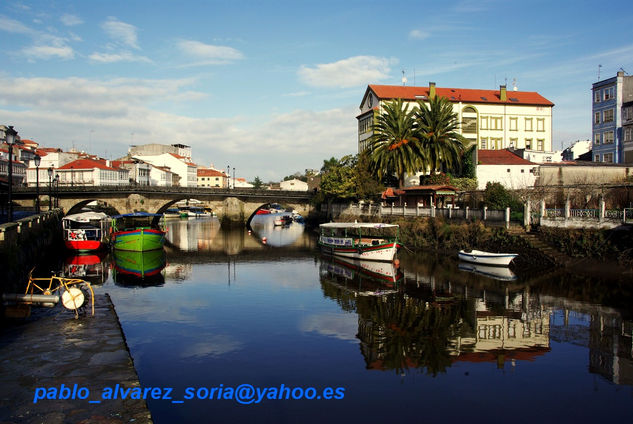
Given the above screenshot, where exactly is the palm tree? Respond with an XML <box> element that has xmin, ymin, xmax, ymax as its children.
<box><xmin>367</xmin><ymin>98</ymin><xmax>426</xmax><ymax>188</ymax></box>
<box><xmin>415</xmin><ymin>96</ymin><xmax>467</xmax><ymax>175</ymax></box>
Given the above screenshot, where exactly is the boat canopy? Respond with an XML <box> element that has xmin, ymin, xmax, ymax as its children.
<box><xmin>112</xmin><ymin>212</ymin><xmax>163</xmax><ymax>219</ymax></box>
<box><xmin>63</xmin><ymin>211</ymin><xmax>109</xmax><ymax>222</ymax></box>
<box><xmin>319</xmin><ymin>222</ymin><xmax>398</xmax><ymax>229</ymax></box>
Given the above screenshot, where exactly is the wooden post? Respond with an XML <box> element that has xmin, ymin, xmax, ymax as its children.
<box><xmin>505</xmin><ymin>207</ymin><xmax>510</xmax><ymax>227</ymax></box>
<box><xmin>483</xmin><ymin>206</ymin><xmax>488</xmax><ymax>221</ymax></box>
<box><xmin>523</xmin><ymin>200</ymin><xmax>530</xmax><ymax>230</ymax></box>
<box><xmin>599</xmin><ymin>196</ymin><xmax>605</xmax><ymax>222</ymax></box>
<box><xmin>465</xmin><ymin>206</ymin><xmax>469</xmax><ymax>220</ymax></box>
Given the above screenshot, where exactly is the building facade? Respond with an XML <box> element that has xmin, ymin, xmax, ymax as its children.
<box><xmin>358</xmin><ymin>83</ymin><xmax>554</xmax><ymax>155</ymax></box>
<box><xmin>197</xmin><ymin>168</ymin><xmax>227</xmax><ymax>188</ymax></box>
<box><xmin>591</xmin><ymin>71</ymin><xmax>633</xmax><ymax>164</ymax></box>
<box><xmin>132</xmin><ymin>153</ymin><xmax>197</xmax><ymax>187</ymax></box>
<box><xmin>476</xmin><ymin>149</ymin><xmax>538</xmax><ymax>190</ymax></box>
<box><xmin>622</xmin><ymin>101</ymin><xmax>633</xmax><ymax>164</ymax></box>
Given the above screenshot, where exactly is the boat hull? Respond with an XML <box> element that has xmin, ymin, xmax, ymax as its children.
<box><xmin>114</xmin><ymin>249</ymin><xmax>166</xmax><ymax>278</ymax></box>
<box><xmin>112</xmin><ymin>228</ymin><xmax>165</xmax><ymax>251</ymax></box>
<box><xmin>458</xmin><ymin>250</ymin><xmax>517</xmax><ymax>266</ymax></box>
<box><xmin>319</xmin><ymin>240</ymin><xmax>398</xmax><ymax>262</ymax></box>
<box><xmin>64</xmin><ymin>240</ymin><xmax>104</xmax><ymax>251</ymax></box>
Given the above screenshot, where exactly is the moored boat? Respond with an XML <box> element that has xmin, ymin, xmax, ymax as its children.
<box><xmin>111</xmin><ymin>212</ymin><xmax>166</xmax><ymax>251</ymax></box>
<box><xmin>318</xmin><ymin>222</ymin><xmax>400</xmax><ymax>262</ymax></box>
<box><xmin>62</xmin><ymin>211</ymin><xmax>110</xmax><ymax>251</ymax></box>
<box><xmin>113</xmin><ymin>249</ymin><xmax>166</xmax><ymax>278</ymax></box>
<box><xmin>458</xmin><ymin>262</ymin><xmax>517</xmax><ymax>281</ymax></box>
<box><xmin>458</xmin><ymin>249</ymin><xmax>518</xmax><ymax>266</ymax></box>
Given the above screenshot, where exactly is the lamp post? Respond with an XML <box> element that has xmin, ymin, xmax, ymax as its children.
<box><xmin>227</xmin><ymin>165</ymin><xmax>230</xmax><ymax>189</ymax></box>
<box><xmin>233</xmin><ymin>167</ymin><xmax>235</xmax><ymax>189</ymax></box>
<box><xmin>34</xmin><ymin>155</ymin><xmax>41</xmax><ymax>213</ymax></box>
<box><xmin>5</xmin><ymin>126</ymin><xmax>17</xmax><ymax>222</ymax></box>
<box><xmin>47</xmin><ymin>167</ymin><xmax>53</xmax><ymax>210</ymax></box>
<box><xmin>54</xmin><ymin>174</ymin><xmax>59</xmax><ymax>209</ymax></box>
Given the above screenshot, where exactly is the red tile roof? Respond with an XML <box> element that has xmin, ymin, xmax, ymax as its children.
<box><xmin>168</xmin><ymin>153</ymin><xmax>197</xmax><ymax>167</ymax></box>
<box><xmin>197</xmin><ymin>168</ymin><xmax>226</xmax><ymax>177</ymax></box>
<box><xmin>367</xmin><ymin>84</ymin><xmax>554</xmax><ymax>107</ymax></box>
<box><xmin>478</xmin><ymin>149</ymin><xmax>535</xmax><ymax>165</ymax></box>
<box><xmin>58</xmin><ymin>159</ymin><xmax>120</xmax><ymax>171</ymax></box>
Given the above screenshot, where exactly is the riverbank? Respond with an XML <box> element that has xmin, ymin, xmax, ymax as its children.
<box><xmin>326</xmin><ymin>214</ymin><xmax>633</xmax><ymax>279</ymax></box>
<box><xmin>0</xmin><ymin>294</ymin><xmax>152</xmax><ymax>423</ymax></box>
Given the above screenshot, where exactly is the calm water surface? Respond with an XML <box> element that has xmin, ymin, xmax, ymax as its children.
<box><xmin>61</xmin><ymin>217</ymin><xmax>632</xmax><ymax>423</ymax></box>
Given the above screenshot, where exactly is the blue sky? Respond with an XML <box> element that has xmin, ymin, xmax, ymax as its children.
<box><xmin>1</xmin><ymin>0</ymin><xmax>632</xmax><ymax>181</ymax></box>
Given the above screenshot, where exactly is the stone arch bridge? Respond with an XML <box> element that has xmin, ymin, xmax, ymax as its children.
<box><xmin>13</xmin><ymin>185</ymin><xmax>315</xmax><ymax>224</ymax></box>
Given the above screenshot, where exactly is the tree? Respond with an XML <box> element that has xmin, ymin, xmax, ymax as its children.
<box><xmin>251</xmin><ymin>176</ymin><xmax>263</xmax><ymax>189</ymax></box>
<box><xmin>415</xmin><ymin>96</ymin><xmax>467</xmax><ymax>175</ymax></box>
<box><xmin>321</xmin><ymin>157</ymin><xmax>339</xmax><ymax>173</ymax></box>
<box><xmin>319</xmin><ymin>155</ymin><xmax>357</xmax><ymax>200</ymax></box>
<box><xmin>355</xmin><ymin>151</ymin><xmax>384</xmax><ymax>201</ymax></box>
<box><xmin>367</xmin><ymin>98</ymin><xmax>426</xmax><ymax>188</ymax></box>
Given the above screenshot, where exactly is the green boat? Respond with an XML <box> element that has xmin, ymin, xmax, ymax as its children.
<box><xmin>113</xmin><ymin>249</ymin><xmax>166</xmax><ymax>278</ymax></box>
<box><xmin>111</xmin><ymin>212</ymin><xmax>166</xmax><ymax>251</ymax></box>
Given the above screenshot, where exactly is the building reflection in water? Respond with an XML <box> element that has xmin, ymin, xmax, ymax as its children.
<box><xmin>319</xmin><ymin>254</ymin><xmax>632</xmax><ymax>383</ymax></box>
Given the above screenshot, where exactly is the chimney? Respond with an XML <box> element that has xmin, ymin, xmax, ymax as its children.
<box><xmin>429</xmin><ymin>82</ymin><xmax>436</xmax><ymax>99</ymax></box>
<box><xmin>500</xmin><ymin>85</ymin><xmax>507</xmax><ymax>101</ymax></box>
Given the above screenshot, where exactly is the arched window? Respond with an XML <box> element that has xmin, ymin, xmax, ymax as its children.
<box><xmin>461</xmin><ymin>106</ymin><xmax>478</xmax><ymax>134</ymax></box>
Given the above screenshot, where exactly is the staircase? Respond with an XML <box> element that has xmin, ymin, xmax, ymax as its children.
<box><xmin>507</xmin><ymin>227</ymin><xmax>571</xmax><ymax>267</ymax></box>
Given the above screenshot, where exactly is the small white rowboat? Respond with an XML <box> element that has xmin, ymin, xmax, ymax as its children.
<box><xmin>458</xmin><ymin>249</ymin><xmax>518</xmax><ymax>266</ymax></box>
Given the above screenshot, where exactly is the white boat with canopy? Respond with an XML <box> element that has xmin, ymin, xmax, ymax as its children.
<box><xmin>318</xmin><ymin>222</ymin><xmax>400</xmax><ymax>262</ymax></box>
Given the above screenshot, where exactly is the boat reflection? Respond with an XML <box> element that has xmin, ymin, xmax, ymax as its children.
<box><xmin>249</xmin><ymin>215</ymin><xmax>305</xmax><ymax>247</ymax></box>
<box><xmin>458</xmin><ymin>262</ymin><xmax>517</xmax><ymax>281</ymax></box>
<box><xmin>63</xmin><ymin>252</ymin><xmax>109</xmax><ymax>285</ymax></box>
<box><xmin>165</xmin><ymin>217</ymin><xmax>221</xmax><ymax>252</ymax></box>
<box><xmin>112</xmin><ymin>249</ymin><xmax>166</xmax><ymax>287</ymax></box>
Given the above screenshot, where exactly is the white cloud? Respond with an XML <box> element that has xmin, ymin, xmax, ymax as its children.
<box><xmin>409</xmin><ymin>29</ymin><xmax>430</xmax><ymax>40</ymax></box>
<box><xmin>23</xmin><ymin>44</ymin><xmax>74</xmax><ymax>60</ymax></box>
<box><xmin>177</xmin><ymin>39</ymin><xmax>244</xmax><ymax>65</ymax></box>
<box><xmin>298</xmin><ymin>55</ymin><xmax>395</xmax><ymax>88</ymax></box>
<box><xmin>60</xmin><ymin>13</ymin><xmax>83</xmax><ymax>26</ymax></box>
<box><xmin>102</xmin><ymin>17</ymin><xmax>140</xmax><ymax>49</ymax></box>
<box><xmin>0</xmin><ymin>15</ymin><xmax>33</xmax><ymax>34</ymax></box>
<box><xmin>89</xmin><ymin>51</ymin><xmax>152</xmax><ymax>64</ymax></box>
<box><xmin>0</xmin><ymin>75</ymin><xmax>357</xmax><ymax>180</ymax></box>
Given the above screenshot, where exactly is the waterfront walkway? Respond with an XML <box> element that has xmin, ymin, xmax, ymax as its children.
<box><xmin>0</xmin><ymin>294</ymin><xmax>152</xmax><ymax>423</ymax></box>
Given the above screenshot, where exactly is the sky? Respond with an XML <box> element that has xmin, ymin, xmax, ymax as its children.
<box><xmin>1</xmin><ymin>0</ymin><xmax>632</xmax><ymax>181</ymax></box>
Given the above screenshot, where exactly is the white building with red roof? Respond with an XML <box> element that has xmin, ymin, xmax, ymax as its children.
<box><xmin>476</xmin><ymin>149</ymin><xmax>539</xmax><ymax>190</ymax></box>
<box><xmin>132</xmin><ymin>153</ymin><xmax>197</xmax><ymax>187</ymax></box>
<box><xmin>31</xmin><ymin>158</ymin><xmax>130</xmax><ymax>186</ymax></box>
<box><xmin>197</xmin><ymin>167</ymin><xmax>227</xmax><ymax>188</ymax></box>
<box><xmin>358</xmin><ymin>83</ymin><xmax>554</xmax><ymax>155</ymax></box>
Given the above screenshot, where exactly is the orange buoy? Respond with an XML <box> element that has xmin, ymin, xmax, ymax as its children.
<box><xmin>394</xmin><ymin>259</ymin><xmax>400</xmax><ymax>268</ymax></box>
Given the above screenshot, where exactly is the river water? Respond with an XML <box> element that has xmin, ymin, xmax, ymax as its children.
<box><xmin>56</xmin><ymin>216</ymin><xmax>632</xmax><ymax>423</ymax></box>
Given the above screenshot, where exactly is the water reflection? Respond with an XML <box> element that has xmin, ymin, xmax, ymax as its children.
<box><xmin>63</xmin><ymin>252</ymin><xmax>109</xmax><ymax>285</ymax></box>
<box><xmin>39</xmin><ymin>220</ymin><xmax>633</xmax><ymax>422</ymax></box>
<box><xmin>165</xmin><ymin>217</ymin><xmax>221</xmax><ymax>252</ymax></box>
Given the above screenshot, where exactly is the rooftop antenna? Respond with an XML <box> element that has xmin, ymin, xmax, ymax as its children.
<box><xmin>512</xmin><ymin>78</ymin><xmax>518</xmax><ymax>91</ymax></box>
<box><xmin>620</xmin><ymin>67</ymin><xmax>628</xmax><ymax>75</ymax></box>
<box><xmin>401</xmin><ymin>70</ymin><xmax>407</xmax><ymax>86</ymax></box>
<box><xmin>598</xmin><ymin>64</ymin><xmax>602</xmax><ymax>81</ymax></box>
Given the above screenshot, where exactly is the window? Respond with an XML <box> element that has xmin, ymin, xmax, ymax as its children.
<box><xmin>594</xmin><ymin>154</ymin><xmax>600</xmax><ymax>162</ymax></box>
<box><xmin>537</xmin><ymin>118</ymin><xmax>545</xmax><ymax>132</ymax></box>
<box><xmin>595</xmin><ymin>90</ymin><xmax>601</xmax><ymax>103</ymax></box>
<box><xmin>603</xmin><ymin>109</ymin><xmax>614</xmax><ymax>123</ymax></box>
<box><xmin>525</xmin><ymin>118</ymin><xmax>533</xmax><ymax>131</ymax></box>
<box><xmin>624</xmin><ymin>127</ymin><xmax>633</xmax><ymax>142</ymax></box>
<box><xmin>491</xmin><ymin>137</ymin><xmax>502</xmax><ymax>149</ymax></box>
<box><xmin>603</xmin><ymin>152</ymin><xmax>614</xmax><ymax>163</ymax></box>
<box><xmin>624</xmin><ymin>107</ymin><xmax>633</xmax><ymax>121</ymax></box>
<box><xmin>462</xmin><ymin>117</ymin><xmax>477</xmax><ymax>133</ymax></box>
<box><xmin>509</xmin><ymin>117</ymin><xmax>518</xmax><ymax>131</ymax></box>
<box><xmin>480</xmin><ymin>137</ymin><xmax>487</xmax><ymax>149</ymax></box>
<box><xmin>594</xmin><ymin>133</ymin><xmax>601</xmax><ymax>145</ymax></box>
<box><xmin>480</xmin><ymin>116</ymin><xmax>488</xmax><ymax>130</ymax></box>
<box><xmin>603</xmin><ymin>131</ymin><xmax>614</xmax><ymax>144</ymax></box>
<box><xmin>594</xmin><ymin>112</ymin><xmax>600</xmax><ymax>124</ymax></box>
<box><xmin>525</xmin><ymin>138</ymin><xmax>532</xmax><ymax>149</ymax></box>
<box><xmin>604</xmin><ymin>87</ymin><xmax>614</xmax><ymax>101</ymax></box>
<box><xmin>509</xmin><ymin>138</ymin><xmax>517</xmax><ymax>148</ymax></box>
<box><xmin>490</xmin><ymin>117</ymin><xmax>503</xmax><ymax>130</ymax></box>
<box><xmin>537</xmin><ymin>139</ymin><xmax>544</xmax><ymax>151</ymax></box>
<box><xmin>358</xmin><ymin>116</ymin><xmax>372</xmax><ymax>134</ymax></box>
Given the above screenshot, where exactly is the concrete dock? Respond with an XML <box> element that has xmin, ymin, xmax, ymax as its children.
<box><xmin>0</xmin><ymin>294</ymin><xmax>152</xmax><ymax>423</ymax></box>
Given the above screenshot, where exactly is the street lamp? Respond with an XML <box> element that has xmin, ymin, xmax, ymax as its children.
<box><xmin>233</xmin><ymin>167</ymin><xmax>235</xmax><ymax>189</ymax></box>
<box><xmin>34</xmin><ymin>155</ymin><xmax>41</xmax><ymax>213</ymax></box>
<box><xmin>54</xmin><ymin>174</ymin><xmax>59</xmax><ymax>209</ymax></box>
<box><xmin>227</xmin><ymin>165</ymin><xmax>230</xmax><ymax>189</ymax></box>
<box><xmin>5</xmin><ymin>125</ymin><xmax>17</xmax><ymax>222</ymax></box>
<box><xmin>47</xmin><ymin>167</ymin><xmax>53</xmax><ymax>211</ymax></box>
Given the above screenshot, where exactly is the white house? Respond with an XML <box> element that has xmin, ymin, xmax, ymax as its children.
<box><xmin>112</xmin><ymin>159</ymin><xmax>152</xmax><ymax>185</ymax></box>
<box><xmin>476</xmin><ymin>149</ymin><xmax>538</xmax><ymax>190</ymax></box>
<box><xmin>148</xmin><ymin>164</ymin><xmax>174</xmax><ymax>186</ymax></box>
<box><xmin>280</xmin><ymin>178</ymin><xmax>308</xmax><ymax>191</ymax></box>
<box><xmin>132</xmin><ymin>153</ymin><xmax>197</xmax><ymax>187</ymax></box>
<box><xmin>46</xmin><ymin>158</ymin><xmax>130</xmax><ymax>186</ymax></box>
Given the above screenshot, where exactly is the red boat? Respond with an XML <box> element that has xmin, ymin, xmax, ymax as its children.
<box><xmin>255</xmin><ymin>209</ymin><xmax>272</xmax><ymax>215</ymax></box>
<box><xmin>62</xmin><ymin>212</ymin><xmax>110</xmax><ymax>251</ymax></box>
